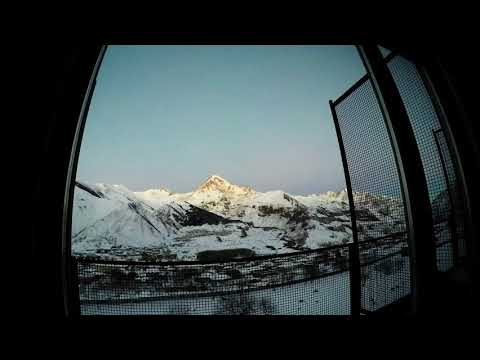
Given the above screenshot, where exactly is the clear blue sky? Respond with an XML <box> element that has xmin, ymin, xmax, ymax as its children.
<box><xmin>77</xmin><ymin>45</ymin><xmax>366</xmax><ymax>195</ymax></box>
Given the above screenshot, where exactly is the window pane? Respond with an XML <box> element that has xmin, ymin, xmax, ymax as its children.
<box><xmin>72</xmin><ymin>45</ymin><xmax>367</xmax><ymax>315</ymax></box>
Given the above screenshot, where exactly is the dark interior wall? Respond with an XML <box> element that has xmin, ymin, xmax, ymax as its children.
<box><xmin>30</xmin><ymin>45</ymin><xmax>102</xmax><ymax>318</ymax></box>
<box><xmin>429</xmin><ymin>45</ymin><xmax>480</xmax><ymax>307</ymax></box>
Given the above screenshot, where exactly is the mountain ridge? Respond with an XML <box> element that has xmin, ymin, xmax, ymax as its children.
<box><xmin>135</xmin><ymin>175</ymin><xmax>342</xmax><ymax>199</ymax></box>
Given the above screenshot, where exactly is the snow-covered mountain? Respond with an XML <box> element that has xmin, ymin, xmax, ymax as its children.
<box><xmin>194</xmin><ymin>174</ymin><xmax>255</xmax><ymax>196</ymax></box>
<box><xmin>72</xmin><ymin>175</ymin><xmax>403</xmax><ymax>261</ymax></box>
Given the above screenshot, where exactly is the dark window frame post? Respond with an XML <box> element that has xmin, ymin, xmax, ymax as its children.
<box><xmin>329</xmin><ymin>100</ymin><xmax>361</xmax><ymax>318</ymax></box>
<box><xmin>62</xmin><ymin>45</ymin><xmax>107</xmax><ymax>317</ymax></box>
<box><xmin>417</xmin><ymin>64</ymin><xmax>475</xmax><ymax>263</ymax></box>
<box><xmin>432</xmin><ymin>128</ymin><xmax>460</xmax><ymax>265</ymax></box>
<box><xmin>357</xmin><ymin>45</ymin><xmax>436</xmax><ymax>314</ymax></box>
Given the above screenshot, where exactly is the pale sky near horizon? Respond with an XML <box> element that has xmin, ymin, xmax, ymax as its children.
<box><xmin>76</xmin><ymin>45</ymin><xmax>367</xmax><ymax>195</ymax></box>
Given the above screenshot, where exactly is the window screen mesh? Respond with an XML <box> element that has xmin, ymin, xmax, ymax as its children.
<box><xmin>433</xmin><ymin>129</ymin><xmax>466</xmax><ymax>258</ymax></box>
<box><xmin>387</xmin><ymin>55</ymin><xmax>465</xmax><ymax>271</ymax></box>
<box><xmin>76</xmin><ymin>245</ymin><xmax>352</xmax><ymax>315</ymax></box>
<box><xmin>332</xmin><ymin>78</ymin><xmax>411</xmax><ymax>312</ymax></box>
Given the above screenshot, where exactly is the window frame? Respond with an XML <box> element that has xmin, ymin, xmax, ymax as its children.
<box><xmin>62</xmin><ymin>45</ymin><xmax>107</xmax><ymax>317</ymax></box>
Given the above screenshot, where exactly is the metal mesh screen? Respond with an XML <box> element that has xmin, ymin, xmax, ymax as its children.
<box><xmin>358</xmin><ymin>235</ymin><xmax>410</xmax><ymax>311</ymax></box>
<box><xmin>76</xmin><ymin>244</ymin><xmax>352</xmax><ymax>315</ymax></box>
<box><xmin>332</xmin><ymin>77</ymin><xmax>411</xmax><ymax>312</ymax></box>
<box><xmin>433</xmin><ymin>129</ymin><xmax>466</xmax><ymax>258</ymax></box>
<box><xmin>387</xmin><ymin>55</ymin><xmax>465</xmax><ymax>271</ymax></box>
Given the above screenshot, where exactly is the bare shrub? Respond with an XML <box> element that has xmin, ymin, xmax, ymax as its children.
<box><xmin>215</xmin><ymin>291</ymin><xmax>274</xmax><ymax>315</ymax></box>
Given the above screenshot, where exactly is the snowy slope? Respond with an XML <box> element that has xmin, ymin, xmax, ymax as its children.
<box><xmin>73</xmin><ymin>184</ymin><xmax>119</xmax><ymax>236</ymax></box>
<box><xmin>133</xmin><ymin>188</ymin><xmax>172</xmax><ymax>208</ymax></box>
